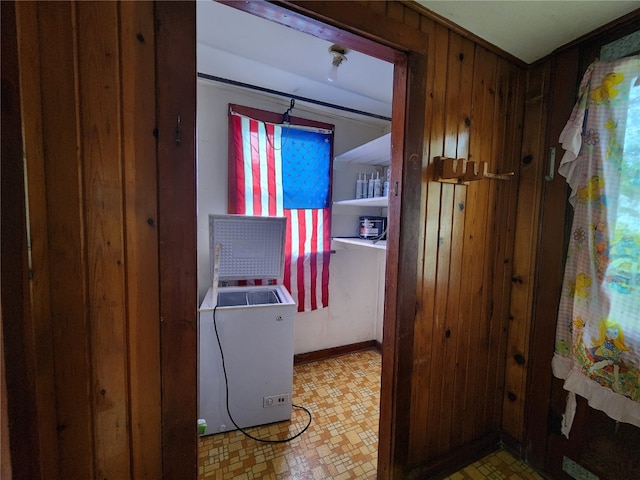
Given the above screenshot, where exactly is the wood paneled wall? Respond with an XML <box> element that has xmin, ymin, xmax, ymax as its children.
<box><xmin>501</xmin><ymin>61</ymin><xmax>551</xmax><ymax>442</ymax></box>
<box><xmin>7</xmin><ymin>2</ymin><xmax>173</xmax><ymax>478</ymax></box>
<box><xmin>408</xmin><ymin>17</ymin><xmax>525</xmax><ymax>470</ymax></box>
<box><xmin>289</xmin><ymin>2</ymin><xmax>527</xmax><ymax>476</ymax></box>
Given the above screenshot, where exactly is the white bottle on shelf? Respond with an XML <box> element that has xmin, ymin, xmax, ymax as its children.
<box><xmin>373</xmin><ymin>172</ymin><xmax>382</xmax><ymax>197</ymax></box>
<box><xmin>383</xmin><ymin>166</ymin><xmax>390</xmax><ymax>197</ymax></box>
<box><xmin>355</xmin><ymin>173</ymin><xmax>365</xmax><ymax>199</ymax></box>
<box><xmin>367</xmin><ymin>173</ymin><xmax>375</xmax><ymax>198</ymax></box>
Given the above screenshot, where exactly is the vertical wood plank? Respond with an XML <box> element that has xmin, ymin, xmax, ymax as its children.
<box><xmin>155</xmin><ymin>2</ymin><xmax>198</xmax><ymax>478</ymax></box>
<box><xmin>501</xmin><ymin>62</ymin><xmax>550</xmax><ymax>440</ymax></box>
<box><xmin>15</xmin><ymin>2</ymin><xmax>60</xmax><ymax>475</ymax></box>
<box><xmin>120</xmin><ymin>2</ymin><xmax>162</xmax><ymax>478</ymax></box>
<box><xmin>524</xmin><ymin>47</ymin><xmax>579</xmax><ymax>467</ymax></box>
<box><xmin>385</xmin><ymin>1</ymin><xmax>404</xmax><ymax>23</ymax></box>
<box><xmin>482</xmin><ymin>60</ymin><xmax>525</xmax><ymax>434</ymax></box>
<box><xmin>461</xmin><ymin>45</ymin><xmax>497</xmax><ymax>444</ymax></box>
<box><xmin>408</xmin><ymin>19</ymin><xmax>447</xmax><ymax>466</ymax></box>
<box><xmin>36</xmin><ymin>2</ymin><xmax>95</xmax><ymax>477</ymax></box>
<box><xmin>429</xmin><ymin>29</ymin><xmax>465</xmax><ymax>458</ymax></box>
<box><xmin>470</xmin><ymin>48</ymin><xmax>499</xmax><ymax>442</ymax></box>
<box><xmin>1</xmin><ymin>2</ymin><xmax>39</xmax><ymax>477</ymax></box>
<box><xmin>479</xmin><ymin>57</ymin><xmax>509</xmax><ymax>433</ymax></box>
<box><xmin>448</xmin><ymin>36</ymin><xmax>476</xmax><ymax>450</ymax></box>
<box><xmin>76</xmin><ymin>2</ymin><xmax>131</xmax><ymax>477</ymax></box>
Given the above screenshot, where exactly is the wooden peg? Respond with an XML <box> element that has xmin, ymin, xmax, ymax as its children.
<box><xmin>435</xmin><ymin>157</ymin><xmax>468</xmax><ymax>183</ymax></box>
<box><xmin>463</xmin><ymin>161</ymin><xmax>486</xmax><ymax>181</ymax></box>
<box><xmin>484</xmin><ymin>170</ymin><xmax>515</xmax><ymax>180</ymax></box>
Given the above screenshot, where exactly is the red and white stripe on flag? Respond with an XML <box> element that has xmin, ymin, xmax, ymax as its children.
<box><xmin>229</xmin><ymin>113</ymin><xmax>330</xmax><ymax>312</ymax></box>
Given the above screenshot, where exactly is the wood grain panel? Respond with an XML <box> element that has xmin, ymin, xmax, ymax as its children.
<box><xmin>286</xmin><ymin>1</ymin><xmax>429</xmax><ymax>54</ymax></box>
<box><xmin>1</xmin><ymin>2</ymin><xmax>38</xmax><ymax>477</ymax></box>
<box><xmin>524</xmin><ymin>47</ymin><xmax>579</xmax><ymax>469</ymax></box>
<box><xmin>383</xmin><ymin>49</ymin><xmax>428</xmax><ymax>479</ymax></box>
<box><xmin>378</xmin><ymin>53</ymin><xmax>409</xmax><ymax>480</ymax></box>
<box><xmin>501</xmin><ymin>62</ymin><xmax>550</xmax><ymax>440</ymax></box>
<box><xmin>76</xmin><ymin>3</ymin><xmax>131</xmax><ymax>476</ymax></box>
<box><xmin>476</xmin><ymin>57</ymin><xmax>509</xmax><ymax>437</ymax></box>
<box><xmin>448</xmin><ymin>36</ymin><xmax>476</xmax><ymax>450</ymax></box>
<box><xmin>120</xmin><ymin>2</ymin><xmax>162</xmax><ymax>478</ymax></box>
<box><xmin>482</xmin><ymin>59</ymin><xmax>524</xmax><ymax>434</ymax></box>
<box><xmin>14</xmin><ymin>2</ymin><xmax>60</xmax><ymax>476</ymax></box>
<box><xmin>405</xmin><ymin>15</ymin><xmax>525</xmax><ymax>468</ymax></box>
<box><xmin>36</xmin><ymin>2</ymin><xmax>95</xmax><ymax>477</ymax></box>
<box><xmin>427</xmin><ymin>29</ymin><xmax>466</xmax><ymax>458</ymax></box>
<box><xmin>155</xmin><ymin>2</ymin><xmax>198</xmax><ymax>477</ymax></box>
<box><xmin>408</xmin><ymin>20</ymin><xmax>447</xmax><ymax>466</ymax></box>
<box><xmin>464</xmin><ymin>45</ymin><xmax>498</xmax><ymax>444</ymax></box>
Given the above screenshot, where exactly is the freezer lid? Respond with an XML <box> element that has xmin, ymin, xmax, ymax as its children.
<box><xmin>209</xmin><ymin>214</ymin><xmax>287</xmax><ymax>281</ymax></box>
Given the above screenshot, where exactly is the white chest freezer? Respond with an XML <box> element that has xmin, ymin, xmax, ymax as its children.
<box><xmin>198</xmin><ymin>215</ymin><xmax>296</xmax><ymax>436</ymax></box>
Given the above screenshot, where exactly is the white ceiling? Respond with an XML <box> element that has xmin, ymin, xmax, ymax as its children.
<box><xmin>416</xmin><ymin>1</ymin><xmax>639</xmax><ymax>64</ymax></box>
<box><xmin>196</xmin><ymin>0</ymin><xmax>394</xmax><ymax>120</ymax></box>
<box><xmin>197</xmin><ymin>1</ymin><xmax>638</xmax><ymax>121</ymax></box>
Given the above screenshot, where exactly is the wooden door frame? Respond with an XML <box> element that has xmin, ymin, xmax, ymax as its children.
<box><xmin>165</xmin><ymin>1</ymin><xmax>429</xmax><ymax>478</ymax></box>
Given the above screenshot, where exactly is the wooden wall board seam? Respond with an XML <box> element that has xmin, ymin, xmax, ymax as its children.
<box><xmin>14</xmin><ymin>1</ymin><xmax>60</xmax><ymax>476</ymax></box>
<box><xmin>119</xmin><ymin>1</ymin><xmax>162</xmax><ymax>478</ymax></box>
<box><xmin>467</xmin><ymin>47</ymin><xmax>498</xmax><ymax>443</ymax></box>
<box><xmin>448</xmin><ymin>36</ymin><xmax>478</xmax><ymax>450</ymax></box>
<box><xmin>408</xmin><ymin>20</ymin><xmax>449</xmax><ymax>466</ymax></box>
<box><xmin>155</xmin><ymin>2</ymin><xmax>198</xmax><ymax>477</ymax></box>
<box><xmin>36</xmin><ymin>1</ymin><xmax>96</xmax><ymax>476</ymax></box>
<box><xmin>501</xmin><ymin>62</ymin><xmax>550</xmax><ymax>440</ymax></box>
<box><xmin>1</xmin><ymin>1</ymin><xmax>39</xmax><ymax>477</ymax></box>
<box><xmin>76</xmin><ymin>2</ymin><xmax>131</xmax><ymax>476</ymax></box>
<box><xmin>435</xmin><ymin>30</ymin><xmax>468</xmax><ymax>455</ymax></box>
<box><xmin>491</xmin><ymin>63</ymin><xmax>524</xmax><ymax>432</ymax></box>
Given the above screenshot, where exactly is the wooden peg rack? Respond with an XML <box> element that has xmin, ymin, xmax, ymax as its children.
<box><xmin>434</xmin><ymin>157</ymin><xmax>514</xmax><ymax>184</ymax></box>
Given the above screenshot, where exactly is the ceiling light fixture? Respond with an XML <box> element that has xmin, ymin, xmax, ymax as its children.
<box><xmin>327</xmin><ymin>45</ymin><xmax>348</xmax><ymax>82</ymax></box>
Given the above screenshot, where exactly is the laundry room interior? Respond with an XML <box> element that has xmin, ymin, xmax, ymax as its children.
<box><xmin>196</xmin><ymin>0</ymin><xmax>394</xmax><ymax>357</ymax></box>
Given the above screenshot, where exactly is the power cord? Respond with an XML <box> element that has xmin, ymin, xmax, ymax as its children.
<box><xmin>211</xmin><ymin>305</ymin><xmax>312</xmax><ymax>443</ymax></box>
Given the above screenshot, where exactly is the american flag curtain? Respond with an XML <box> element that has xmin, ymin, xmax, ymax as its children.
<box><xmin>228</xmin><ymin>110</ymin><xmax>333</xmax><ymax>312</ymax></box>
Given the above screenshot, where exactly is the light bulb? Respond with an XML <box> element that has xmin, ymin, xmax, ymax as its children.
<box><xmin>327</xmin><ymin>64</ymin><xmax>338</xmax><ymax>82</ymax></box>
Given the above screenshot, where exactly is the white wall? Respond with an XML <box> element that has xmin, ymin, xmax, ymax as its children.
<box><xmin>197</xmin><ymin>78</ymin><xmax>389</xmax><ymax>353</ymax></box>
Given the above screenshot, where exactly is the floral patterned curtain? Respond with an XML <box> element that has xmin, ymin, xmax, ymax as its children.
<box><xmin>552</xmin><ymin>55</ymin><xmax>640</xmax><ymax>436</ymax></box>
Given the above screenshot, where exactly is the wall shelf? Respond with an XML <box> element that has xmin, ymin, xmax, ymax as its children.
<box><xmin>333</xmin><ymin>196</ymin><xmax>388</xmax><ymax>208</ymax></box>
<box><xmin>332</xmin><ymin>237</ymin><xmax>386</xmax><ymax>251</ymax></box>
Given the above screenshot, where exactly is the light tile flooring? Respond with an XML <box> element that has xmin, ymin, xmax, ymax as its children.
<box><xmin>198</xmin><ymin>349</ymin><xmax>544</xmax><ymax>480</ymax></box>
<box><xmin>442</xmin><ymin>450</ymin><xmax>545</xmax><ymax>480</ymax></box>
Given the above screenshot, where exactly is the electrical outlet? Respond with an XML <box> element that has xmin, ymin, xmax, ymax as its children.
<box><xmin>263</xmin><ymin>393</ymin><xmax>290</xmax><ymax>408</ymax></box>
<box><xmin>562</xmin><ymin>456</ymin><xmax>599</xmax><ymax>480</ymax></box>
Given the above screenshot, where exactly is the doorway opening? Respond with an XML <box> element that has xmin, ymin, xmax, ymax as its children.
<box><xmin>194</xmin><ymin>1</ymin><xmax>406</xmax><ymax>478</ymax></box>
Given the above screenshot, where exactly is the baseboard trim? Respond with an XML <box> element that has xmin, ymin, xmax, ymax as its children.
<box><xmin>294</xmin><ymin>340</ymin><xmax>379</xmax><ymax>365</ymax></box>
<box><xmin>500</xmin><ymin>431</ymin><xmax>524</xmax><ymax>458</ymax></box>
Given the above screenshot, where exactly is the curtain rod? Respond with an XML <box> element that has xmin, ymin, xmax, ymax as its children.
<box><xmin>197</xmin><ymin>72</ymin><xmax>392</xmax><ymax>122</ymax></box>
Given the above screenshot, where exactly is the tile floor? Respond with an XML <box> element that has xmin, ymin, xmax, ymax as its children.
<box><xmin>441</xmin><ymin>449</ymin><xmax>545</xmax><ymax>480</ymax></box>
<box><xmin>198</xmin><ymin>349</ymin><xmax>543</xmax><ymax>480</ymax></box>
